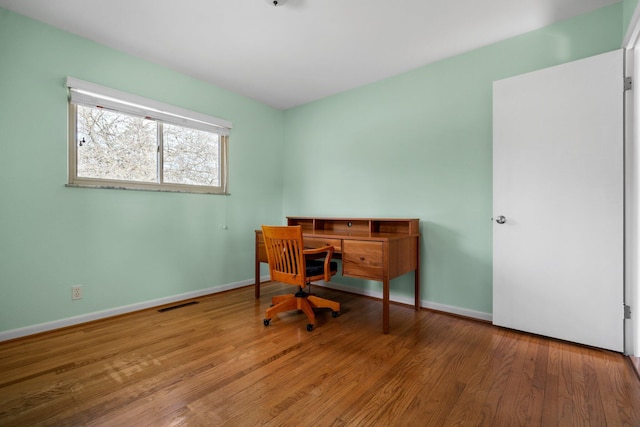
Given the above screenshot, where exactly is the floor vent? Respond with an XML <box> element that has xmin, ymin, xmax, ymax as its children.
<box><xmin>158</xmin><ymin>301</ymin><xmax>199</xmax><ymax>312</ymax></box>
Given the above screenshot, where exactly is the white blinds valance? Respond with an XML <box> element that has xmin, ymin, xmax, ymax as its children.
<box><xmin>66</xmin><ymin>77</ymin><xmax>232</xmax><ymax>135</ymax></box>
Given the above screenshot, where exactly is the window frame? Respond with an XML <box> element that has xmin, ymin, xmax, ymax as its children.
<box><xmin>66</xmin><ymin>77</ymin><xmax>231</xmax><ymax>195</ymax></box>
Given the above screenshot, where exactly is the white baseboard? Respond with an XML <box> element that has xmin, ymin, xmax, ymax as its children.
<box><xmin>1</xmin><ymin>275</ymin><xmax>491</xmax><ymax>342</ymax></box>
<box><xmin>0</xmin><ymin>277</ymin><xmax>263</xmax><ymax>342</ymax></box>
<box><xmin>314</xmin><ymin>280</ymin><xmax>493</xmax><ymax>322</ymax></box>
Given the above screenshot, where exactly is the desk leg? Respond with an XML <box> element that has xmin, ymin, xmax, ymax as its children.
<box><xmin>255</xmin><ymin>234</ymin><xmax>261</xmax><ymax>299</ymax></box>
<box><xmin>414</xmin><ymin>242</ymin><xmax>420</xmax><ymax>311</ymax></box>
<box><xmin>414</xmin><ymin>271</ymin><xmax>420</xmax><ymax>311</ymax></box>
<box><xmin>255</xmin><ymin>262</ymin><xmax>261</xmax><ymax>299</ymax></box>
<box><xmin>383</xmin><ymin>279</ymin><xmax>390</xmax><ymax>334</ymax></box>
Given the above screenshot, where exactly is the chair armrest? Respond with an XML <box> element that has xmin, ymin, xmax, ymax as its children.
<box><xmin>303</xmin><ymin>245</ymin><xmax>334</xmax><ymax>257</ymax></box>
<box><xmin>303</xmin><ymin>246</ymin><xmax>335</xmax><ymax>282</ymax></box>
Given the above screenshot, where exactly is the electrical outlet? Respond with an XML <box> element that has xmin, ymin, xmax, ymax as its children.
<box><xmin>72</xmin><ymin>285</ymin><xmax>83</xmax><ymax>300</ymax></box>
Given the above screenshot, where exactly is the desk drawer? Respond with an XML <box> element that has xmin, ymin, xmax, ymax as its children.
<box><xmin>343</xmin><ymin>240</ymin><xmax>383</xmax><ymax>280</ymax></box>
<box><xmin>256</xmin><ymin>232</ymin><xmax>268</xmax><ymax>263</ymax></box>
<box><xmin>304</xmin><ymin>237</ymin><xmax>342</xmax><ymax>253</ymax></box>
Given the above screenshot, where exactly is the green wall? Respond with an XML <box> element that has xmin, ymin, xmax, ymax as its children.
<box><xmin>0</xmin><ymin>9</ymin><xmax>285</xmax><ymax>333</ymax></box>
<box><xmin>624</xmin><ymin>0</ymin><xmax>639</xmax><ymax>37</ymax></box>
<box><xmin>282</xmin><ymin>3</ymin><xmax>623</xmax><ymax>315</ymax></box>
<box><xmin>0</xmin><ymin>3</ymin><xmax>626</xmax><ymax>335</ymax></box>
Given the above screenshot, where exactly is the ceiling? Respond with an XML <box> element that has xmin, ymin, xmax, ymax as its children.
<box><xmin>0</xmin><ymin>0</ymin><xmax>620</xmax><ymax>109</ymax></box>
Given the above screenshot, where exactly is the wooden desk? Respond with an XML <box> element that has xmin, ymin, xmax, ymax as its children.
<box><xmin>255</xmin><ymin>217</ymin><xmax>420</xmax><ymax>334</ymax></box>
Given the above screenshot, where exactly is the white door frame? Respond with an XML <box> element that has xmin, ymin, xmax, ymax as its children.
<box><xmin>623</xmin><ymin>5</ymin><xmax>640</xmax><ymax>357</ymax></box>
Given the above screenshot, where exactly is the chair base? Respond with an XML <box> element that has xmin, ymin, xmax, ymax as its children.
<box><xmin>264</xmin><ymin>288</ymin><xmax>340</xmax><ymax>331</ymax></box>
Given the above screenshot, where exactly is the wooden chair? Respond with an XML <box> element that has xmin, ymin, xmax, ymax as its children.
<box><xmin>261</xmin><ymin>225</ymin><xmax>341</xmax><ymax>331</ymax></box>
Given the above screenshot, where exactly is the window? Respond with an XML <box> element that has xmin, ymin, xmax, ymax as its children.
<box><xmin>67</xmin><ymin>77</ymin><xmax>231</xmax><ymax>194</ymax></box>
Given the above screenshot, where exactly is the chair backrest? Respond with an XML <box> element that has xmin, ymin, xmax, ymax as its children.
<box><xmin>261</xmin><ymin>225</ymin><xmax>307</xmax><ymax>287</ymax></box>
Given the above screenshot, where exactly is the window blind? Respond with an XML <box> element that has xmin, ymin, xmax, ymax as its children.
<box><xmin>66</xmin><ymin>77</ymin><xmax>232</xmax><ymax>135</ymax></box>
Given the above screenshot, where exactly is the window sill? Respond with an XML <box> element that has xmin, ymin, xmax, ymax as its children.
<box><xmin>65</xmin><ymin>182</ymin><xmax>230</xmax><ymax>196</ymax></box>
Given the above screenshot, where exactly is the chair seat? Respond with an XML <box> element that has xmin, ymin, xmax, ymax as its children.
<box><xmin>306</xmin><ymin>260</ymin><xmax>338</xmax><ymax>277</ymax></box>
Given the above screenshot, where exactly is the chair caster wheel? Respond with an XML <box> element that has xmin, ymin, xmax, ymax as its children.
<box><xmin>264</xmin><ymin>318</ymin><xmax>271</xmax><ymax>326</ymax></box>
<box><xmin>332</xmin><ymin>311</ymin><xmax>340</xmax><ymax>318</ymax></box>
<box><xmin>306</xmin><ymin>324</ymin><xmax>314</xmax><ymax>332</ymax></box>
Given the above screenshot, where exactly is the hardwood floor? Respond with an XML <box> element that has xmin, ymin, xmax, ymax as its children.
<box><xmin>1</xmin><ymin>282</ymin><xmax>639</xmax><ymax>426</ymax></box>
<box><xmin>631</xmin><ymin>356</ymin><xmax>640</xmax><ymax>380</ymax></box>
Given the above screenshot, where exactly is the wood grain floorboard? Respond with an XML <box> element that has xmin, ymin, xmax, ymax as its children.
<box><xmin>0</xmin><ymin>282</ymin><xmax>639</xmax><ymax>426</ymax></box>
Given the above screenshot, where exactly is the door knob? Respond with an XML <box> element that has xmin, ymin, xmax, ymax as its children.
<box><xmin>495</xmin><ymin>215</ymin><xmax>506</xmax><ymax>224</ymax></box>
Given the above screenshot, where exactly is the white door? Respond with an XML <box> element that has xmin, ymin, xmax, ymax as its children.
<box><xmin>493</xmin><ymin>49</ymin><xmax>624</xmax><ymax>352</ymax></box>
